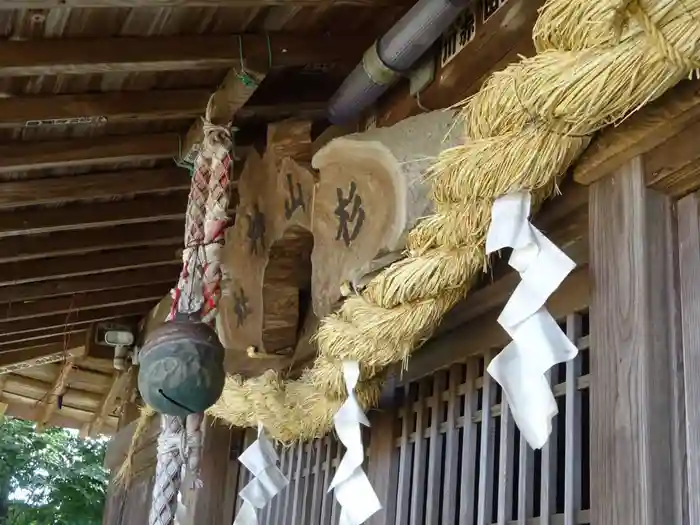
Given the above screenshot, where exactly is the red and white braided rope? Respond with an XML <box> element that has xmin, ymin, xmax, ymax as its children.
<box><xmin>152</xmin><ymin>96</ymin><xmax>233</xmax><ymax>525</ymax></box>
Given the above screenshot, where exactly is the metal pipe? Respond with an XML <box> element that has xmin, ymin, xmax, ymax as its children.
<box><xmin>327</xmin><ymin>0</ymin><xmax>470</xmax><ymax>125</ymax></box>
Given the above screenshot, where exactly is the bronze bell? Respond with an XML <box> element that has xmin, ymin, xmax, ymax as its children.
<box><xmin>138</xmin><ymin>315</ymin><xmax>225</xmax><ymax>417</ymax></box>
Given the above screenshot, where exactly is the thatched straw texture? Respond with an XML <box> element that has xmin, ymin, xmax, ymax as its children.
<box><xmin>206</xmin><ymin>0</ymin><xmax>700</xmax><ymax>444</ymax></box>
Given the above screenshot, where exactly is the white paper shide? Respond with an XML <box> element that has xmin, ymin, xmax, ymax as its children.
<box><xmin>233</xmin><ymin>423</ymin><xmax>289</xmax><ymax>525</ymax></box>
<box><xmin>328</xmin><ymin>360</ymin><xmax>381</xmax><ymax>525</ymax></box>
<box><xmin>485</xmin><ymin>191</ymin><xmax>578</xmax><ymax>450</ymax></box>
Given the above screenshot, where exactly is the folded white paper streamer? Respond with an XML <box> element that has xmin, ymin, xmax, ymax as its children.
<box><xmin>328</xmin><ymin>361</ymin><xmax>381</xmax><ymax>525</ymax></box>
<box><xmin>233</xmin><ymin>423</ymin><xmax>289</xmax><ymax>525</ymax></box>
<box><xmin>485</xmin><ymin>192</ymin><xmax>578</xmax><ymax>450</ymax></box>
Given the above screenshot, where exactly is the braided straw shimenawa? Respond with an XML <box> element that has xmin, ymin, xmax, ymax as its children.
<box><xmin>206</xmin><ymin>0</ymin><xmax>700</xmax><ymax>444</ymax></box>
<box><xmin>123</xmin><ymin>0</ymin><xmax>700</xmax><ymax>447</ymax></box>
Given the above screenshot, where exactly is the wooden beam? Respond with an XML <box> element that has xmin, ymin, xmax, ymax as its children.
<box><xmin>0</xmin><ymin>344</ymin><xmax>86</xmax><ymax>374</ymax></box>
<box><xmin>0</xmin><ymin>330</ymin><xmax>88</xmax><ymax>349</ymax></box>
<box><xmin>0</xmin><ymin>193</ymin><xmax>187</xmax><ymax>237</ymax></box>
<box><xmin>377</xmin><ymin>0</ymin><xmax>542</xmax><ymax>127</ymax></box>
<box><xmin>180</xmin><ymin>65</ymin><xmax>266</xmax><ymax>164</ymax></box>
<box><xmin>0</xmin><ymin>285</ymin><xmax>169</xmax><ymax>322</ymax></box>
<box><xmin>0</xmin><ymin>221</ymin><xmax>184</xmax><ymax>263</ymax></box>
<box><xmin>0</xmin><ymin>265</ymin><xmax>179</xmax><ymax>303</ymax></box>
<box><xmin>82</xmin><ymin>370</ymin><xmax>131</xmax><ymax>438</ymax></box>
<box><xmin>35</xmin><ymin>357</ymin><xmax>76</xmax><ymax>432</ymax></box>
<box><xmin>589</xmin><ymin>158</ymin><xmax>677</xmax><ymax>525</ymax></box>
<box><xmin>0</xmin><ymin>132</ymin><xmax>179</xmax><ymax>172</ymax></box>
<box><xmin>574</xmin><ymin>80</ymin><xmax>700</xmax><ymax>187</ymax></box>
<box><xmin>0</xmin><ymin>245</ymin><xmax>180</xmax><ymax>286</ymax></box>
<box><xmin>0</xmin><ymin>33</ymin><xmax>370</xmax><ymax>77</ymax></box>
<box><xmin>0</xmin><ymin>304</ymin><xmax>150</xmax><ymax>338</ymax></box>
<box><xmin>0</xmin><ymin>168</ymin><xmax>190</xmax><ymax>209</ymax></box>
<box><xmin>0</xmin><ymin>0</ymin><xmax>403</xmax><ymax>7</ymax></box>
<box><xmin>0</xmin><ymin>90</ymin><xmax>209</xmax><ymax>128</ymax></box>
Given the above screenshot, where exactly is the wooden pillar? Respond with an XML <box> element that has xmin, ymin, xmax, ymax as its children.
<box><xmin>190</xmin><ymin>417</ymin><xmax>235</xmax><ymax>525</ymax></box>
<box><xmin>589</xmin><ymin>157</ymin><xmax>678</xmax><ymax>525</ymax></box>
<box><xmin>676</xmin><ymin>191</ymin><xmax>700</xmax><ymax>525</ymax></box>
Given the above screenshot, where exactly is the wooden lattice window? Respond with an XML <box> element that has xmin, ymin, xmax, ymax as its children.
<box><xmin>389</xmin><ymin>311</ymin><xmax>591</xmax><ymax>525</ymax></box>
<box><xmin>233</xmin><ymin>429</ymin><xmax>371</xmax><ymax>525</ymax></box>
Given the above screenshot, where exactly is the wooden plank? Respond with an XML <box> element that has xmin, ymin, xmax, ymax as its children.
<box><xmin>676</xmin><ymin>192</ymin><xmax>700</xmax><ymax>525</ymax></box>
<box><xmin>0</xmin><ymin>221</ymin><xmax>184</xmax><ymax>263</ymax></box>
<box><xmin>539</xmin><ymin>368</ymin><xmax>557</xmax><ymax>525</ymax></box>
<box><xmin>497</xmin><ymin>399</ymin><xmax>515</xmax><ymax>525</ymax></box>
<box><xmin>517</xmin><ymin>432</ymin><xmax>534</xmax><ymax>525</ymax></box>
<box><xmin>309</xmin><ymin>437</ymin><xmax>325</xmax><ymax>525</ymax></box>
<box><xmin>0</xmin><ymin>0</ymin><xmax>403</xmax><ymax>7</ymax></box>
<box><xmin>564</xmin><ymin>314</ymin><xmax>582</xmax><ymax>525</ymax></box>
<box><xmin>190</xmin><ymin>419</ymin><xmax>234</xmax><ymax>524</ymax></box>
<box><xmin>0</xmin><ymin>168</ymin><xmax>189</xmax><ymax>209</ymax></box>
<box><xmin>290</xmin><ymin>441</ymin><xmax>304</xmax><ymax>525</ymax></box>
<box><xmin>0</xmin><ymin>265</ymin><xmax>178</xmax><ymax>303</ymax></box>
<box><xmin>0</xmin><ymin>133</ymin><xmax>179</xmax><ymax>172</ymax></box>
<box><xmin>426</xmin><ymin>372</ymin><xmax>445</xmax><ymax>525</ymax></box>
<box><xmin>574</xmin><ymin>80</ymin><xmax>700</xmax><ymax>186</ymax></box>
<box><xmin>0</xmin><ymin>284</ymin><xmax>168</xmax><ymax>322</ymax></box>
<box><xmin>409</xmin><ymin>380</ymin><xmax>429</xmax><ymax>525</ymax></box>
<box><xmin>0</xmin><ymin>344</ymin><xmax>85</xmax><ymax>374</ymax></box>
<box><xmin>643</xmin><ymin>117</ymin><xmax>700</xmax><ymax>198</ymax></box>
<box><xmin>0</xmin><ymin>304</ymin><xmax>146</xmax><ymax>338</ymax></box>
<box><xmin>34</xmin><ymin>357</ymin><xmax>75</xmax><ymax>432</ymax></box>
<box><xmin>459</xmin><ymin>359</ymin><xmax>478</xmax><ymax>525</ymax></box>
<box><xmin>0</xmin><ymin>193</ymin><xmax>187</xmax><ymax>237</ymax></box>
<box><xmin>0</xmin><ymin>33</ymin><xmax>371</xmax><ymax>77</ymax></box>
<box><xmin>377</xmin><ymin>0</ymin><xmax>543</xmax><ymax>127</ymax></box>
<box><xmin>0</xmin><ymin>330</ymin><xmax>88</xmax><ymax>349</ymax></box>
<box><xmin>82</xmin><ymin>371</ymin><xmax>130</xmax><ymax>437</ymax></box>
<box><xmin>0</xmin><ymin>245</ymin><xmax>180</xmax><ymax>286</ymax></box>
<box><xmin>589</xmin><ymin>157</ymin><xmax>676</xmax><ymax>525</ymax></box>
<box><xmin>0</xmin><ymin>90</ymin><xmax>209</xmax><ymax>128</ymax></box>
<box><xmin>222</xmin><ymin>429</ymin><xmax>244</xmax><ymax>525</ymax></box>
<box><xmin>318</xmin><ymin>437</ymin><xmax>334</xmax><ymax>525</ymax></box>
<box><xmin>476</xmin><ymin>352</ymin><xmax>495</xmax><ymax>525</ymax></box>
<box><xmin>441</xmin><ymin>364</ymin><xmax>460</xmax><ymax>525</ymax></box>
<box><xmin>395</xmin><ymin>385</ymin><xmax>413</xmax><ymax>525</ymax></box>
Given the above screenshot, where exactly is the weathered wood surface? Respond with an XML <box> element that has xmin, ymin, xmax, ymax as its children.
<box><xmin>0</xmin><ymin>33</ymin><xmax>370</xmax><ymax>77</ymax></box>
<box><xmin>217</xmin><ymin>120</ymin><xmax>315</xmax><ymax>358</ymax></box>
<box><xmin>589</xmin><ymin>158</ymin><xmax>676</xmax><ymax>525</ymax></box>
<box><xmin>574</xmin><ymin>80</ymin><xmax>700</xmax><ymax>196</ymax></box>
<box><xmin>1</xmin><ymin>0</ymin><xmax>404</xmax><ymax>7</ymax></box>
<box><xmin>676</xmin><ymin>191</ymin><xmax>700</xmax><ymax>525</ymax></box>
<box><xmin>310</xmin><ymin>109</ymin><xmax>459</xmax><ymax>317</ymax></box>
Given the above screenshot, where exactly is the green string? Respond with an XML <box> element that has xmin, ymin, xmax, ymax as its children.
<box><xmin>174</xmin><ymin>134</ymin><xmax>195</xmax><ymax>177</ymax></box>
<box><xmin>236</xmin><ymin>33</ymin><xmax>273</xmax><ymax>88</ymax></box>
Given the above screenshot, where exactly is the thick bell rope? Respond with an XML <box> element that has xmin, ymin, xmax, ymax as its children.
<box><xmin>140</xmin><ymin>96</ymin><xmax>234</xmax><ymax>525</ymax></box>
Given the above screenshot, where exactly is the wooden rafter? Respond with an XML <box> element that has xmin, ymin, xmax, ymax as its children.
<box><xmin>0</xmin><ymin>304</ymin><xmax>150</xmax><ymax>338</ymax></box>
<box><xmin>0</xmin><ymin>244</ymin><xmax>180</xmax><ymax>286</ymax></box>
<box><xmin>0</xmin><ymin>266</ymin><xmax>179</xmax><ymax>303</ymax></box>
<box><xmin>0</xmin><ymin>285</ymin><xmax>169</xmax><ymax>322</ymax></box>
<box><xmin>0</xmin><ymin>221</ymin><xmax>184</xmax><ymax>263</ymax></box>
<box><xmin>0</xmin><ymin>194</ymin><xmax>187</xmax><ymax>237</ymax></box>
<box><xmin>0</xmin><ymin>0</ymin><xmax>403</xmax><ymax>7</ymax></box>
<box><xmin>181</xmin><ymin>64</ymin><xmax>267</xmax><ymax>163</ymax></box>
<box><xmin>0</xmin><ymin>168</ymin><xmax>190</xmax><ymax>209</ymax></box>
<box><xmin>0</xmin><ymin>34</ymin><xmax>370</xmax><ymax>77</ymax></box>
<box><xmin>81</xmin><ymin>370</ymin><xmax>132</xmax><ymax>438</ymax></box>
<box><xmin>34</xmin><ymin>357</ymin><xmax>76</xmax><ymax>432</ymax></box>
<box><xmin>0</xmin><ymin>91</ymin><xmax>327</xmax><ymax>129</ymax></box>
<box><xmin>0</xmin><ymin>330</ymin><xmax>88</xmax><ymax>349</ymax></box>
<box><xmin>0</xmin><ymin>374</ymin><xmax>7</xmax><ymax>417</ymax></box>
<box><xmin>0</xmin><ymin>345</ymin><xmax>86</xmax><ymax>375</ymax></box>
<box><xmin>0</xmin><ymin>132</ymin><xmax>177</xmax><ymax>172</ymax></box>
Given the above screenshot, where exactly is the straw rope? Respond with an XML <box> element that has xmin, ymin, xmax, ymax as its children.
<box><xmin>208</xmin><ymin>0</ymin><xmax>700</xmax><ymax>444</ymax></box>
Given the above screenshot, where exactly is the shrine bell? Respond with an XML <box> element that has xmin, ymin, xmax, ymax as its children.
<box><xmin>138</xmin><ymin>314</ymin><xmax>226</xmax><ymax>417</ymax></box>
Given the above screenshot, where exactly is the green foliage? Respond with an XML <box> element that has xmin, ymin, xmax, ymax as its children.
<box><xmin>0</xmin><ymin>416</ymin><xmax>108</xmax><ymax>525</ymax></box>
